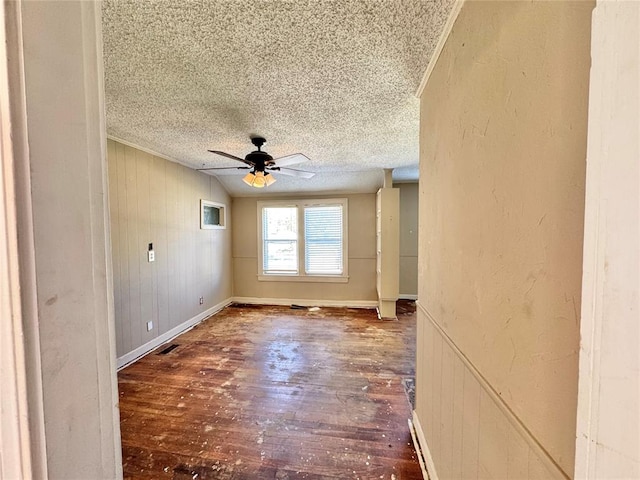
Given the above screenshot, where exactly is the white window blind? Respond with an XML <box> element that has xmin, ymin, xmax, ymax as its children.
<box><xmin>304</xmin><ymin>205</ymin><xmax>343</xmax><ymax>275</ymax></box>
<box><xmin>262</xmin><ymin>207</ymin><xmax>298</xmax><ymax>273</ymax></box>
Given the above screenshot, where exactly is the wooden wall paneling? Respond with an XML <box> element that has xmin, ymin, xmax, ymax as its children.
<box><xmin>417</xmin><ymin>306</ymin><xmax>571</xmax><ymax>480</ymax></box>
<box><xmin>137</xmin><ymin>150</ymin><xmax>153</xmax><ymax>343</ymax></box>
<box><xmin>440</xmin><ymin>346</ymin><xmax>455</xmax><ymax>477</ymax></box>
<box><xmin>478</xmin><ymin>389</ymin><xmax>509</xmax><ymax>480</ymax></box>
<box><xmin>461</xmin><ymin>367</ymin><xmax>481</xmax><ymax>479</ymax></box>
<box><xmin>182</xmin><ymin>169</ymin><xmax>193</xmax><ymax>320</ymax></box>
<box><xmin>194</xmin><ymin>173</ymin><xmax>206</xmax><ymax>308</ymax></box>
<box><xmin>506</xmin><ymin>416</ymin><xmax>529</xmax><ymax>479</ymax></box>
<box><xmin>149</xmin><ymin>155</ymin><xmax>164</xmax><ymax>335</ymax></box>
<box><xmin>422</xmin><ymin>311</ymin><xmax>434</xmax><ymax>442</ymax></box>
<box><xmin>431</xmin><ymin>329</ymin><xmax>443</xmax><ymax>465</ymax></box>
<box><xmin>115</xmin><ymin>141</ymin><xmax>130</xmax><ymax>356</ymax></box>
<box><xmin>452</xmin><ymin>354</ymin><xmax>465</xmax><ymax>479</ymax></box>
<box><xmin>185</xmin><ymin>170</ymin><xmax>196</xmax><ymax>318</ymax></box>
<box><xmin>164</xmin><ymin>159</ymin><xmax>179</xmax><ymax>331</ymax></box>
<box><xmin>176</xmin><ymin>162</ymin><xmax>185</xmax><ymax>324</ymax></box>
<box><xmin>155</xmin><ymin>156</ymin><xmax>170</xmax><ymax>335</ymax></box>
<box><xmin>124</xmin><ymin>144</ymin><xmax>141</xmax><ymax>352</ymax></box>
<box><xmin>178</xmin><ymin>162</ymin><xmax>189</xmax><ymax>324</ymax></box>
<box><xmin>415</xmin><ymin>309</ymin><xmax>426</xmax><ymax>421</ymax></box>
<box><xmin>108</xmin><ymin>139</ymin><xmax>233</xmax><ymax>363</ymax></box>
<box><xmin>196</xmin><ymin>174</ymin><xmax>208</xmax><ymax>301</ymax></box>
<box><xmin>199</xmin><ymin>173</ymin><xmax>212</xmax><ymax>307</ymax></box>
<box><xmin>107</xmin><ymin>139</ymin><xmax>122</xmax><ymax>356</ymax></box>
<box><xmin>528</xmin><ymin>447</ymin><xmax>556</xmax><ymax>479</ymax></box>
<box><xmin>209</xmin><ymin>177</ymin><xmax>224</xmax><ymax>305</ymax></box>
<box><xmin>187</xmin><ymin>169</ymin><xmax>199</xmax><ymax>318</ymax></box>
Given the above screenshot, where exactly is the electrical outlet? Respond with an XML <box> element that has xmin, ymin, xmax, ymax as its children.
<box><xmin>199</xmin><ymin>297</ymin><xmax>204</xmax><ymax>305</ymax></box>
<box><xmin>148</xmin><ymin>250</ymin><xmax>155</xmax><ymax>262</ymax></box>
<box><xmin>146</xmin><ymin>321</ymin><xmax>153</xmax><ymax>331</ymax></box>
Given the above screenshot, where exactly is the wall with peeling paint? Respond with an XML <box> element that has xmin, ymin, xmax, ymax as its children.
<box><xmin>415</xmin><ymin>0</ymin><xmax>593</xmax><ymax>477</ymax></box>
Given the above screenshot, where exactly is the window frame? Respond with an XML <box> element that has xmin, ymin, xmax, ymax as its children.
<box><xmin>257</xmin><ymin>198</ymin><xmax>349</xmax><ymax>283</ymax></box>
<box><xmin>200</xmin><ymin>199</ymin><xmax>226</xmax><ymax>230</ymax></box>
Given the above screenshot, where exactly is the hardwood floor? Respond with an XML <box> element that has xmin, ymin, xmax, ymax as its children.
<box><xmin>118</xmin><ymin>302</ymin><xmax>423</xmax><ymax>479</ymax></box>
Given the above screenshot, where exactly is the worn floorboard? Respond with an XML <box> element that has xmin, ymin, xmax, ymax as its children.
<box><xmin>118</xmin><ymin>301</ymin><xmax>422</xmax><ymax>479</ymax></box>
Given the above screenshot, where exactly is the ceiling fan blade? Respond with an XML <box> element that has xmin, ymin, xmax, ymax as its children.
<box><xmin>197</xmin><ymin>166</ymin><xmax>250</xmax><ymax>171</ymax></box>
<box><xmin>270</xmin><ymin>167</ymin><xmax>315</xmax><ymax>179</ymax></box>
<box><xmin>207</xmin><ymin>150</ymin><xmax>253</xmax><ymax>165</ymax></box>
<box><xmin>271</xmin><ymin>153</ymin><xmax>310</xmax><ymax>167</ymax></box>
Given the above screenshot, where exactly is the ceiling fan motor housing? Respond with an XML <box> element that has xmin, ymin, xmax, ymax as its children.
<box><xmin>246</xmin><ymin>150</ymin><xmax>274</xmax><ymax>171</ymax></box>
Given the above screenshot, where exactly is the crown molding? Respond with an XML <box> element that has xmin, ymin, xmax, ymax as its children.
<box><xmin>415</xmin><ymin>0</ymin><xmax>465</xmax><ymax>98</ymax></box>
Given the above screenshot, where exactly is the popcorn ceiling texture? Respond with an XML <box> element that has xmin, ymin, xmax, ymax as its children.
<box><xmin>102</xmin><ymin>0</ymin><xmax>454</xmax><ymax>194</ymax></box>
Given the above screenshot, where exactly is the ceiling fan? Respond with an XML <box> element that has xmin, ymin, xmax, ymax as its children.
<box><xmin>198</xmin><ymin>136</ymin><xmax>315</xmax><ymax>188</ymax></box>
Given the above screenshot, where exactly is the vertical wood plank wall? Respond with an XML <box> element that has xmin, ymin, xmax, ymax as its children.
<box><xmin>416</xmin><ymin>306</ymin><xmax>565</xmax><ymax>479</ymax></box>
<box><xmin>107</xmin><ymin>139</ymin><xmax>232</xmax><ymax>362</ymax></box>
<box><xmin>414</xmin><ymin>1</ymin><xmax>594</xmax><ymax>478</ymax></box>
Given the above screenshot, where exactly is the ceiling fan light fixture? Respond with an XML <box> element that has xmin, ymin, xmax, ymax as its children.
<box><xmin>252</xmin><ymin>171</ymin><xmax>267</xmax><ymax>188</ymax></box>
<box><xmin>242</xmin><ymin>170</ymin><xmax>275</xmax><ymax>188</ymax></box>
<box><xmin>206</xmin><ymin>137</ymin><xmax>312</xmax><ymax>187</ymax></box>
<box><xmin>242</xmin><ymin>171</ymin><xmax>255</xmax><ymax>186</ymax></box>
<box><xmin>264</xmin><ymin>172</ymin><xmax>276</xmax><ymax>186</ymax></box>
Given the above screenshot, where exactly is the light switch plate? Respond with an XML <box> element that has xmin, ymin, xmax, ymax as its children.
<box><xmin>146</xmin><ymin>321</ymin><xmax>153</xmax><ymax>331</ymax></box>
<box><xmin>148</xmin><ymin>250</ymin><xmax>155</xmax><ymax>262</ymax></box>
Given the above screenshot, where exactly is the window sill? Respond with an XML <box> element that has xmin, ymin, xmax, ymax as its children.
<box><xmin>258</xmin><ymin>274</ymin><xmax>349</xmax><ymax>283</ymax></box>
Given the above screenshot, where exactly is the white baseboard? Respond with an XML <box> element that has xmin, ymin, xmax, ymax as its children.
<box><xmin>116</xmin><ymin>297</ymin><xmax>233</xmax><ymax>370</ymax></box>
<box><xmin>399</xmin><ymin>294</ymin><xmax>418</xmax><ymax>300</ymax></box>
<box><xmin>408</xmin><ymin>418</ymin><xmax>429</xmax><ymax>480</ymax></box>
<box><xmin>231</xmin><ymin>296</ymin><xmax>378</xmax><ymax>309</ymax></box>
<box><xmin>413</xmin><ymin>410</ymin><xmax>439</xmax><ymax>480</ymax></box>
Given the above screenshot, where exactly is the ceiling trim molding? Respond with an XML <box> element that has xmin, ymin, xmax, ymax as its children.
<box><xmin>106</xmin><ymin>135</ymin><xmax>195</xmax><ymax>170</ymax></box>
<box><xmin>106</xmin><ymin>135</ymin><xmax>234</xmax><ymax>197</ymax></box>
<box><xmin>415</xmin><ymin>0</ymin><xmax>465</xmax><ymax>98</ymax></box>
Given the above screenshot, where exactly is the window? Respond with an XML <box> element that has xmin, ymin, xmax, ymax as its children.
<box><xmin>258</xmin><ymin>199</ymin><xmax>348</xmax><ymax>282</ymax></box>
<box><xmin>262</xmin><ymin>206</ymin><xmax>298</xmax><ymax>274</ymax></box>
<box><xmin>200</xmin><ymin>200</ymin><xmax>226</xmax><ymax>229</ymax></box>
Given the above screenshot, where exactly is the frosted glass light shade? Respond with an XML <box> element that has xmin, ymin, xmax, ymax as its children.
<box><xmin>253</xmin><ymin>171</ymin><xmax>266</xmax><ymax>188</ymax></box>
<box><xmin>242</xmin><ymin>170</ymin><xmax>276</xmax><ymax>188</ymax></box>
<box><xmin>265</xmin><ymin>173</ymin><xmax>276</xmax><ymax>186</ymax></box>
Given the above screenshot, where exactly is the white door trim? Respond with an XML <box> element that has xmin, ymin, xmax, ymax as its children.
<box><xmin>0</xmin><ymin>0</ymin><xmax>47</xmax><ymax>477</ymax></box>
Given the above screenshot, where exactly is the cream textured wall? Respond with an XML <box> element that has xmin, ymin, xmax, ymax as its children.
<box><xmin>415</xmin><ymin>1</ymin><xmax>593</xmax><ymax>478</ymax></box>
<box><xmin>397</xmin><ymin>183</ymin><xmax>418</xmax><ymax>297</ymax></box>
<box><xmin>108</xmin><ymin>140</ymin><xmax>232</xmax><ymax>360</ymax></box>
<box><xmin>232</xmin><ymin>194</ymin><xmax>377</xmax><ymax>303</ymax></box>
<box><xmin>575</xmin><ymin>1</ymin><xmax>639</xmax><ymax>478</ymax></box>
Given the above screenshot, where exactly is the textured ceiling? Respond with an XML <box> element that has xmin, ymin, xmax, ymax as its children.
<box><xmin>102</xmin><ymin>0</ymin><xmax>454</xmax><ymax>196</ymax></box>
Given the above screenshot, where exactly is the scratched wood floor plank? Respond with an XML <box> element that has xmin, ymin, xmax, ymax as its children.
<box><xmin>119</xmin><ymin>302</ymin><xmax>422</xmax><ymax>479</ymax></box>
